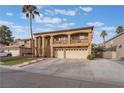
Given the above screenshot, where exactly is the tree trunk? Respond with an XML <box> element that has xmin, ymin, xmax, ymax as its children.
<box><xmin>103</xmin><ymin>37</ymin><xmax>105</xmax><ymax>47</ymax></box>
<box><xmin>29</xmin><ymin>13</ymin><xmax>34</xmax><ymax>57</ymax></box>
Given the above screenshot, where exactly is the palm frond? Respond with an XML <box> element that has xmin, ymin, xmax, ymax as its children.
<box><xmin>34</xmin><ymin>11</ymin><xmax>40</xmax><ymax>16</ymax></box>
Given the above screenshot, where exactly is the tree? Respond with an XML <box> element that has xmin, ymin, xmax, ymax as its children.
<box><xmin>0</xmin><ymin>25</ymin><xmax>13</xmax><ymax>45</ymax></box>
<box><xmin>116</xmin><ymin>26</ymin><xmax>124</xmax><ymax>34</ymax></box>
<box><xmin>100</xmin><ymin>30</ymin><xmax>108</xmax><ymax>46</ymax></box>
<box><xmin>22</xmin><ymin>5</ymin><xmax>40</xmax><ymax>56</ymax></box>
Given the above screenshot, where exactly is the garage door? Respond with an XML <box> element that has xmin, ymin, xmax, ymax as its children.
<box><xmin>54</xmin><ymin>49</ymin><xmax>64</xmax><ymax>58</ymax></box>
<box><xmin>54</xmin><ymin>48</ymin><xmax>88</xmax><ymax>59</ymax></box>
<box><xmin>66</xmin><ymin>49</ymin><xmax>88</xmax><ymax>59</ymax></box>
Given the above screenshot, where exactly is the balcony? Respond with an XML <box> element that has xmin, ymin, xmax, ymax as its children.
<box><xmin>53</xmin><ymin>39</ymin><xmax>89</xmax><ymax>47</ymax></box>
<box><xmin>71</xmin><ymin>39</ymin><xmax>89</xmax><ymax>44</ymax></box>
<box><xmin>53</xmin><ymin>40</ymin><xmax>68</xmax><ymax>44</ymax></box>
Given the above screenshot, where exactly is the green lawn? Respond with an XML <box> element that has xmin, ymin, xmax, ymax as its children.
<box><xmin>2</xmin><ymin>56</ymin><xmax>38</xmax><ymax>66</ymax></box>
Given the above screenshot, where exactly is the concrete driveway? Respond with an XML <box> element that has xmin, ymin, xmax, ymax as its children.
<box><xmin>21</xmin><ymin>58</ymin><xmax>124</xmax><ymax>86</ymax></box>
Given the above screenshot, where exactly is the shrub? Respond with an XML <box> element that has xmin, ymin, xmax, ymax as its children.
<box><xmin>121</xmin><ymin>57</ymin><xmax>124</xmax><ymax>60</ymax></box>
<box><xmin>87</xmin><ymin>54</ymin><xmax>95</xmax><ymax>60</ymax></box>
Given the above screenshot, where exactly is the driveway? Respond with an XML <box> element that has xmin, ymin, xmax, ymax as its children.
<box><xmin>21</xmin><ymin>58</ymin><xmax>124</xmax><ymax>87</ymax></box>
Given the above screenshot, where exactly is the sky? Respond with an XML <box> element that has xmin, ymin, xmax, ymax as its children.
<box><xmin>0</xmin><ymin>5</ymin><xmax>124</xmax><ymax>44</ymax></box>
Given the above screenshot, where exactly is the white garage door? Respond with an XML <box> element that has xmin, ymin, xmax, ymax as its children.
<box><xmin>55</xmin><ymin>49</ymin><xmax>64</xmax><ymax>58</ymax></box>
<box><xmin>66</xmin><ymin>49</ymin><xmax>88</xmax><ymax>59</ymax></box>
<box><xmin>55</xmin><ymin>48</ymin><xmax>88</xmax><ymax>59</ymax></box>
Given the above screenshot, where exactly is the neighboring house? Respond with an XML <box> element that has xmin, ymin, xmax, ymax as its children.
<box><xmin>103</xmin><ymin>32</ymin><xmax>124</xmax><ymax>59</ymax></box>
<box><xmin>1</xmin><ymin>46</ymin><xmax>32</xmax><ymax>56</ymax></box>
<box><xmin>34</xmin><ymin>26</ymin><xmax>93</xmax><ymax>59</ymax></box>
<box><xmin>9</xmin><ymin>38</ymin><xmax>32</xmax><ymax>48</ymax></box>
<box><xmin>0</xmin><ymin>43</ymin><xmax>6</xmax><ymax>48</ymax></box>
<box><xmin>1</xmin><ymin>38</ymin><xmax>32</xmax><ymax>56</ymax></box>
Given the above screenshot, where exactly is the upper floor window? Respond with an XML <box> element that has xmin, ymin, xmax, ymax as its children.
<box><xmin>72</xmin><ymin>34</ymin><xmax>86</xmax><ymax>40</ymax></box>
<box><xmin>55</xmin><ymin>35</ymin><xmax>67</xmax><ymax>41</ymax></box>
<box><xmin>79</xmin><ymin>35</ymin><xmax>85</xmax><ymax>40</ymax></box>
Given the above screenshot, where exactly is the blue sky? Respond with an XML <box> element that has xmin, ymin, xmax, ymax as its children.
<box><xmin>0</xmin><ymin>5</ymin><xmax>124</xmax><ymax>44</ymax></box>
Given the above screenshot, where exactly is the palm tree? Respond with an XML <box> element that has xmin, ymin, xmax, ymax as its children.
<box><xmin>22</xmin><ymin>5</ymin><xmax>39</xmax><ymax>57</ymax></box>
<box><xmin>116</xmin><ymin>26</ymin><xmax>124</xmax><ymax>34</ymax></box>
<box><xmin>100</xmin><ymin>30</ymin><xmax>108</xmax><ymax>46</ymax></box>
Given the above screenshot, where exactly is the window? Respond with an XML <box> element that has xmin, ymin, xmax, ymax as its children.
<box><xmin>58</xmin><ymin>36</ymin><xmax>66</xmax><ymax>41</ymax></box>
<box><xmin>79</xmin><ymin>35</ymin><xmax>85</xmax><ymax>40</ymax></box>
<box><xmin>73</xmin><ymin>34</ymin><xmax>85</xmax><ymax>40</ymax></box>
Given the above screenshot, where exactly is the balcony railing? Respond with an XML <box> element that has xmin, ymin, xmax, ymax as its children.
<box><xmin>53</xmin><ymin>39</ymin><xmax>89</xmax><ymax>45</ymax></box>
<box><xmin>53</xmin><ymin>40</ymin><xmax>68</xmax><ymax>44</ymax></box>
<box><xmin>70</xmin><ymin>39</ymin><xmax>89</xmax><ymax>44</ymax></box>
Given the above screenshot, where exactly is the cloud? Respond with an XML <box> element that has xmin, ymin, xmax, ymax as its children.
<box><xmin>12</xmin><ymin>25</ymin><xmax>28</xmax><ymax>32</ymax></box>
<box><xmin>87</xmin><ymin>22</ymin><xmax>104</xmax><ymax>27</ymax></box>
<box><xmin>100</xmin><ymin>26</ymin><xmax>116</xmax><ymax>31</ymax></box>
<box><xmin>0</xmin><ymin>20</ymin><xmax>13</xmax><ymax>26</ymax></box>
<box><xmin>35</xmin><ymin>13</ymin><xmax>76</xmax><ymax>29</ymax></box>
<box><xmin>0</xmin><ymin>20</ymin><xmax>27</xmax><ymax>32</ymax></box>
<box><xmin>6</xmin><ymin>12</ymin><xmax>13</xmax><ymax>16</ymax></box>
<box><xmin>37</xmin><ymin>5</ymin><xmax>43</xmax><ymax>9</ymax></box>
<box><xmin>20</xmin><ymin>14</ymin><xmax>27</xmax><ymax>19</ymax></box>
<box><xmin>36</xmin><ymin>28</ymin><xmax>54</xmax><ymax>32</ymax></box>
<box><xmin>80</xmin><ymin>7</ymin><xmax>93</xmax><ymax>12</ymax></box>
<box><xmin>35</xmin><ymin>16</ymin><xmax>62</xmax><ymax>24</ymax></box>
<box><xmin>37</xmin><ymin>5</ymin><xmax>49</xmax><ymax>10</ymax></box>
<box><xmin>54</xmin><ymin>9</ymin><xmax>77</xmax><ymax>16</ymax></box>
<box><xmin>35</xmin><ymin>14</ymin><xmax>66</xmax><ymax>25</ymax></box>
<box><xmin>46</xmin><ymin>22</ymin><xmax>75</xmax><ymax>28</ymax></box>
<box><xmin>45</xmin><ymin>9</ymin><xmax>77</xmax><ymax>16</ymax></box>
<box><xmin>45</xmin><ymin>10</ymin><xmax>54</xmax><ymax>15</ymax></box>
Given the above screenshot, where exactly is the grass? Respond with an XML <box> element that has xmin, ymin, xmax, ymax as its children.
<box><xmin>2</xmin><ymin>56</ymin><xmax>38</xmax><ymax>66</ymax></box>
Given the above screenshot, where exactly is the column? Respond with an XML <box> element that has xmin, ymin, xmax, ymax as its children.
<box><xmin>88</xmin><ymin>32</ymin><xmax>92</xmax><ymax>54</ymax></box>
<box><xmin>50</xmin><ymin>36</ymin><xmax>54</xmax><ymax>57</ymax></box>
<box><xmin>34</xmin><ymin>37</ymin><xmax>38</xmax><ymax>56</ymax></box>
<box><xmin>42</xmin><ymin>36</ymin><xmax>45</xmax><ymax>57</ymax></box>
<box><xmin>38</xmin><ymin>36</ymin><xmax>41</xmax><ymax>56</ymax></box>
<box><xmin>68</xmin><ymin>34</ymin><xmax>71</xmax><ymax>44</ymax></box>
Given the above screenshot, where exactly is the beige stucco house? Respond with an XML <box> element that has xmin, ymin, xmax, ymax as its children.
<box><xmin>9</xmin><ymin>38</ymin><xmax>32</xmax><ymax>48</ymax></box>
<box><xmin>34</xmin><ymin>26</ymin><xmax>93</xmax><ymax>59</ymax></box>
<box><xmin>0</xmin><ymin>43</ymin><xmax>6</xmax><ymax>48</ymax></box>
<box><xmin>1</xmin><ymin>38</ymin><xmax>32</xmax><ymax>56</ymax></box>
<box><xmin>2</xmin><ymin>46</ymin><xmax>32</xmax><ymax>56</ymax></box>
<box><xmin>103</xmin><ymin>32</ymin><xmax>124</xmax><ymax>59</ymax></box>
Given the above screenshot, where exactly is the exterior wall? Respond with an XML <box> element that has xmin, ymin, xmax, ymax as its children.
<box><xmin>104</xmin><ymin>33</ymin><xmax>124</xmax><ymax>59</ymax></box>
<box><xmin>34</xmin><ymin>27</ymin><xmax>93</xmax><ymax>59</ymax></box>
<box><xmin>20</xmin><ymin>48</ymin><xmax>32</xmax><ymax>56</ymax></box>
<box><xmin>103</xmin><ymin>51</ymin><xmax>112</xmax><ymax>59</ymax></box>
<box><xmin>0</xmin><ymin>43</ymin><xmax>6</xmax><ymax>48</ymax></box>
<box><xmin>10</xmin><ymin>39</ymin><xmax>32</xmax><ymax>48</ymax></box>
<box><xmin>3</xmin><ymin>47</ymin><xmax>32</xmax><ymax>57</ymax></box>
<box><xmin>4</xmin><ymin>48</ymin><xmax>20</xmax><ymax>56</ymax></box>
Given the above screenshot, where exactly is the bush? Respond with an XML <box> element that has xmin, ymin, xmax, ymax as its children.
<box><xmin>121</xmin><ymin>57</ymin><xmax>124</xmax><ymax>60</ymax></box>
<box><xmin>87</xmin><ymin>54</ymin><xmax>95</xmax><ymax>60</ymax></box>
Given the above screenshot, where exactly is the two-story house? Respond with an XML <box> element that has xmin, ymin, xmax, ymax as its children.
<box><xmin>34</xmin><ymin>26</ymin><xmax>93</xmax><ymax>59</ymax></box>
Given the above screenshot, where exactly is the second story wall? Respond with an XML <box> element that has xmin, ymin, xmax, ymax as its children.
<box><xmin>34</xmin><ymin>27</ymin><xmax>93</xmax><ymax>47</ymax></box>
